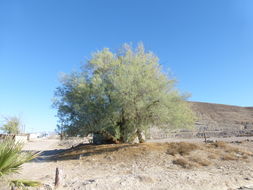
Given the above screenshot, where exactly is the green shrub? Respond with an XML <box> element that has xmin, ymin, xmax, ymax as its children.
<box><xmin>0</xmin><ymin>139</ymin><xmax>37</xmax><ymax>177</ymax></box>
<box><xmin>0</xmin><ymin>139</ymin><xmax>40</xmax><ymax>189</ymax></box>
<box><xmin>10</xmin><ymin>179</ymin><xmax>41</xmax><ymax>188</ymax></box>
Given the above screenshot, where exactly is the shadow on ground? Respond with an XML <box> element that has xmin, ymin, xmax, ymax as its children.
<box><xmin>25</xmin><ymin>149</ymin><xmax>65</xmax><ymax>162</ymax></box>
<box><xmin>27</xmin><ymin>143</ymin><xmax>139</xmax><ymax>162</ymax></box>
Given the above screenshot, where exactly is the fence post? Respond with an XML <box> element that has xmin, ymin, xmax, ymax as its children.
<box><xmin>54</xmin><ymin>167</ymin><xmax>62</xmax><ymax>189</ymax></box>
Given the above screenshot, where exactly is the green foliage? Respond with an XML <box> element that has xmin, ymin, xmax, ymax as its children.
<box><xmin>1</xmin><ymin>116</ymin><xmax>22</xmax><ymax>134</ymax></box>
<box><xmin>0</xmin><ymin>139</ymin><xmax>38</xmax><ymax>177</ymax></box>
<box><xmin>10</xmin><ymin>179</ymin><xmax>41</xmax><ymax>189</ymax></box>
<box><xmin>53</xmin><ymin>43</ymin><xmax>195</xmax><ymax>143</ymax></box>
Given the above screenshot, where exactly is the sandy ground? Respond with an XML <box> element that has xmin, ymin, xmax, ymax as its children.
<box><xmin>23</xmin><ymin>139</ymin><xmax>61</xmax><ymax>151</ymax></box>
<box><xmin>7</xmin><ymin>137</ymin><xmax>253</xmax><ymax>190</ymax></box>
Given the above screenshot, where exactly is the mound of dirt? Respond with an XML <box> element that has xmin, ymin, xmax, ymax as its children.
<box><xmin>55</xmin><ymin>141</ymin><xmax>252</xmax><ymax>167</ymax></box>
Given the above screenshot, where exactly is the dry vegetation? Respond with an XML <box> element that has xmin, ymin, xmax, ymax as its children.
<box><xmin>55</xmin><ymin>141</ymin><xmax>253</xmax><ymax>169</ymax></box>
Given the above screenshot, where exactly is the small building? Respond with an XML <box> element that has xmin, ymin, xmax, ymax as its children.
<box><xmin>0</xmin><ymin>134</ymin><xmax>29</xmax><ymax>143</ymax></box>
<box><xmin>28</xmin><ymin>133</ymin><xmax>40</xmax><ymax>140</ymax></box>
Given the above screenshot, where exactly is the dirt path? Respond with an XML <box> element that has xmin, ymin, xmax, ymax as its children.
<box><xmin>23</xmin><ymin>139</ymin><xmax>60</xmax><ymax>151</ymax></box>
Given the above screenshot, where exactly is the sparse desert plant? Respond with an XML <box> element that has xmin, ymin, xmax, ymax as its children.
<box><xmin>172</xmin><ymin>158</ymin><xmax>196</xmax><ymax>168</ymax></box>
<box><xmin>242</xmin><ymin>155</ymin><xmax>248</xmax><ymax>159</ymax></box>
<box><xmin>167</xmin><ymin>142</ymin><xmax>198</xmax><ymax>156</ymax></box>
<box><xmin>208</xmin><ymin>154</ymin><xmax>218</xmax><ymax>159</ymax></box>
<box><xmin>169</xmin><ymin>141</ymin><xmax>253</xmax><ymax>168</ymax></box>
<box><xmin>221</xmin><ymin>153</ymin><xmax>238</xmax><ymax>161</ymax></box>
<box><xmin>188</xmin><ymin>156</ymin><xmax>211</xmax><ymax>166</ymax></box>
<box><xmin>210</xmin><ymin>141</ymin><xmax>227</xmax><ymax>148</ymax></box>
<box><xmin>208</xmin><ymin>141</ymin><xmax>252</xmax><ymax>157</ymax></box>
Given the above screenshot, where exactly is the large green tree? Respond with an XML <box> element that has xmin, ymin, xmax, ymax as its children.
<box><xmin>53</xmin><ymin>43</ymin><xmax>195</xmax><ymax>143</ymax></box>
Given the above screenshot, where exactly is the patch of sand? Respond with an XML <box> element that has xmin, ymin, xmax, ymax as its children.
<box><xmin>9</xmin><ymin>138</ymin><xmax>253</xmax><ymax>190</ymax></box>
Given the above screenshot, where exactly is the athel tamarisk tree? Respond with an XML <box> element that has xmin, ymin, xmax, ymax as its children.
<box><xmin>53</xmin><ymin>43</ymin><xmax>195</xmax><ymax>143</ymax></box>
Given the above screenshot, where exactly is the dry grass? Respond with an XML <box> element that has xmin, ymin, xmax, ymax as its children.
<box><xmin>54</xmin><ymin>141</ymin><xmax>252</xmax><ymax>169</ymax></box>
<box><xmin>242</xmin><ymin>155</ymin><xmax>248</xmax><ymax>159</ymax></box>
<box><xmin>205</xmin><ymin>141</ymin><xmax>252</xmax><ymax>162</ymax></box>
<box><xmin>166</xmin><ymin>142</ymin><xmax>199</xmax><ymax>156</ymax></box>
<box><xmin>208</xmin><ymin>141</ymin><xmax>251</xmax><ymax>155</ymax></box>
<box><xmin>172</xmin><ymin>158</ymin><xmax>196</xmax><ymax>169</ymax></box>
<box><xmin>188</xmin><ymin>156</ymin><xmax>212</xmax><ymax>166</ymax></box>
<box><xmin>173</xmin><ymin>155</ymin><xmax>211</xmax><ymax>168</ymax></box>
<box><xmin>221</xmin><ymin>154</ymin><xmax>237</xmax><ymax>161</ymax></box>
<box><xmin>209</xmin><ymin>141</ymin><xmax>227</xmax><ymax>148</ymax></box>
<box><xmin>208</xmin><ymin>154</ymin><xmax>218</xmax><ymax>159</ymax></box>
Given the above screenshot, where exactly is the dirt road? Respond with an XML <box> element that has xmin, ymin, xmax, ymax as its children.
<box><xmin>23</xmin><ymin>139</ymin><xmax>60</xmax><ymax>151</ymax></box>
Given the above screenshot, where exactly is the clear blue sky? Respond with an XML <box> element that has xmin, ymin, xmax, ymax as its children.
<box><xmin>1</xmin><ymin>0</ymin><xmax>253</xmax><ymax>132</ymax></box>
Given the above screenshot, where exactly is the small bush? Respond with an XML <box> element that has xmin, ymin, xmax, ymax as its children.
<box><xmin>210</xmin><ymin>141</ymin><xmax>227</xmax><ymax>148</ymax></box>
<box><xmin>10</xmin><ymin>179</ymin><xmax>41</xmax><ymax>188</ymax></box>
<box><xmin>208</xmin><ymin>154</ymin><xmax>218</xmax><ymax>159</ymax></box>
<box><xmin>221</xmin><ymin>153</ymin><xmax>238</xmax><ymax>161</ymax></box>
<box><xmin>167</xmin><ymin>142</ymin><xmax>198</xmax><ymax>156</ymax></box>
<box><xmin>189</xmin><ymin>156</ymin><xmax>211</xmax><ymax>166</ymax></box>
<box><xmin>172</xmin><ymin>158</ymin><xmax>196</xmax><ymax>168</ymax></box>
<box><xmin>242</xmin><ymin>155</ymin><xmax>248</xmax><ymax>159</ymax></box>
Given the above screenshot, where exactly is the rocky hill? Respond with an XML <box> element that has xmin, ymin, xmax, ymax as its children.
<box><xmin>190</xmin><ymin>101</ymin><xmax>253</xmax><ymax>131</ymax></box>
<box><xmin>150</xmin><ymin>101</ymin><xmax>253</xmax><ymax>139</ymax></box>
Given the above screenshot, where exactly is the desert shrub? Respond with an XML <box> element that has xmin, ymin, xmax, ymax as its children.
<box><xmin>208</xmin><ymin>154</ymin><xmax>218</xmax><ymax>159</ymax></box>
<box><xmin>172</xmin><ymin>158</ymin><xmax>196</xmax><ymax>168</ymax></box>
<box><xmin>188</xmin><ymin>156</ymin><xmax>211</xmax><ymax>166</ymax></box>
<box><xmin>242</xmin><ymin>155</ymin><xmax>248</xmax><ymax>159</ymax></box>
<box><xmin>209</xmin><ymin>141</ymin><xmax>252</xmax><ymax>157</ymax></box>
<box><xmin>167</xmin><ymin>142</ymin><xmax>198</xmax><ymax>156</ymax></box>
<box><xmin>210</xmin><ymin>141</ymin><xmax>227</xmax><ymax>148</ymax></box>
<box><xmin>221</xmin><ymin>153</ymin><xmax>238</xmax><ymax>161</ymax></box>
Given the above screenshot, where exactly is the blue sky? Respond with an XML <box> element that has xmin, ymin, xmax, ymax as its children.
<box><xmin>0</xmin><ymin>0</ymin><xmax>253</xmax><ymax>132</ymax></box>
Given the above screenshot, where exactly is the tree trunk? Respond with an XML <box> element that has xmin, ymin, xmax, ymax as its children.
<box><xmin>100</xmin><ymin>131</ymin><xmax>120</xmax><ymax>144</ymax></box>
<box><xmin>203</xmin><ymin>132</ymin><xmax>207</xmax><ymax>143</ymax></box>
<box><xmin>136</xmin><ymin>129</ymin><xmax>145</xmax><ymax>143</ymax></box>
<box><xmin>119</xmin><ymin>109</ymin><xmax>126</xmax><ymax>143</ymax></box>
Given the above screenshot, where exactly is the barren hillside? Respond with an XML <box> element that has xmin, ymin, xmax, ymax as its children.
<box><xmin>190</xmin><ymin>101</ymin><xmax>253</xmax><ymax>130</ymax></box>
<box><xmin>151</xmin><ymin>102</ymin><xmax>253</xmax><ymax>139</ymax></box>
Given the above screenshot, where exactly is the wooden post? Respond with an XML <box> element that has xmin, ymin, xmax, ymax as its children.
<box><xmin>54</xmin><ymin>167</ymin><xmax>62</xmax><ymax>189</ymax></box>
<box><xmin>204</xmin><ymin>132</ymin><xmax>207</xmax><ymax>143</ymax></box>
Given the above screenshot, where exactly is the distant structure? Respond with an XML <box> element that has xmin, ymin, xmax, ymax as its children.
<box><xmin>0</xmin><ymin>134</ymin><xmax>29</xmax><ymax>143</ymax></box>
<box><xmin>0</xmin><ymin>132</ymin><xmax>46</xmax><ymax>143</ymax></box>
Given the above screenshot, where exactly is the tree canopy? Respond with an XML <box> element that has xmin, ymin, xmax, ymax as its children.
<box><xmin>53</xmin><ymin>43</ymin><xmax>195</xmax><ymax>143</ymax></box>
<box><xmin>0</xmin><ymin>116</ymin><xmax>22</xmax><ymax>135</ymax></box>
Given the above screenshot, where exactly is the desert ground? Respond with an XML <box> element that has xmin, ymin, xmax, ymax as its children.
<box><xmin>2</xmin><ymin>137</ymin><xmax>253</xmax><ymax>190</ymax></box>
